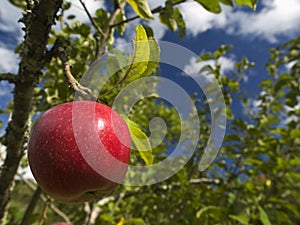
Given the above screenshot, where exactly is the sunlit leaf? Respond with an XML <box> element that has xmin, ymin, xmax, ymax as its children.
<box><xmin>229</xmin><ymin>214</ymin><xmax>249</xmax><ymax>224</ymax></box>
<box><xmin>220</xmin><ymin>0</ymin><xmax>234</xmax><ymax>7</ymax></box>
<box><xmin>126</xmin><ymin>25</ymin><xmax>160</xmax><ymax>82</ymax></box>
<box><xmin>194</xmin><ymin>0</ymin><xmax>222</xmax><ymax>14</ymax></box>
<box><xmin>198</xmin><ymin>53</ymin><xmax>213</xmax><ymax>61</ymax></box>
<box><xmin>173</xmin><ymin>8</ymin><xmax>186</xmax><ymax>37</ymax></box>
<box><xmin>116</xmin><ymin>217</ymin><xmax>125</xmax><ymax>225</ymax></box>
<box><xmin>290</xmin><ymin>129</ymin><xmax>300</xmax><ymax>138</ymax></box>
<box><xmin>125</xmin><ymin>25</ymin><xmax>150</xmax><ymax>82</ymax></box>
<box><xmin>235</xmin><ymin>0</ymin><xmax>257</xmax><ymax>10</ymax></box>
<box><xmin>159</xmin><ymin>3</ymin><xmax>177</xmax><ymax>31</ymax></box>
<box><xmin>122</xmin><ymin>115</ymin><xmax>153</xmax><ymax>166</ymax></box>
<box><xmin>138</xmin><ymin>37</ymin><xmax>160</xmax><ymax>78</ymax></box>
<box><xmin>258</xmin><ymin>205</ymin><xmax>272</xmax><ymax>225</ymax></box>
<box><xmin>196</xmin><ymin>206</ymin><xmax>223</xmax><ymax>218</ymax></box>
<box><xmin>9</xmin><ymin>0</ymin><xmax>26</xmax><ymax>9</ymax></box>
<box><xmin>126</xmin><ymin>0</ymin><xmax>154</xmax><ymax>20</ymax></box>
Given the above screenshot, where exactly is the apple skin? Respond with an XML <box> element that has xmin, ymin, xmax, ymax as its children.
<box><xmin>28</xmin><ymin>101</ymin><xmax>130</xmax><ymax>203</ymax></box>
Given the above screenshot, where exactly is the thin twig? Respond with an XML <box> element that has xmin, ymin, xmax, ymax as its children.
<box><xmin>78</xmin><ymin>0</ymin><xmax>105</xmax><ymax>36</ymax></box>
<box><xmin>110</xmin><ymin>191</ymin><xmax>125</xmax><ymax>217</ymax></box>
<box><xmin>38</xmin><ymin>198</ymin><xmax>51</xmax><ymax>225</ymax></box>
<box><xmin>78</xmin><ymin>0</ymin><xmax>106</xmax><ymax>59</ymax></box>
<box><xmin>83</xmin><ymin>202</ymin><xmax>92</xmax><ymax>225</ymax></box>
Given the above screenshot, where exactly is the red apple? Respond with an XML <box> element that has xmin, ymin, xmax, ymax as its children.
<box><xmin>28</xmin><ymin>101</ymin><xmax>130</xmax><ymax>203</ymax></box>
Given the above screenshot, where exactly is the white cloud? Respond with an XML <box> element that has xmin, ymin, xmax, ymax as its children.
<box><xmin>227</xmin><ymin>0</ymin><xmax>300</xmax><ymax>42</ymax></box>
<box><xmin>179</xmin><ymin>2</ymin><xmax>228</xmax><ymax>36</ymax></box>
<box><xmin>0</xmin><ymin>82</ymin><xmax>13</xmax><ymax>98</ymax></box>
<box><xmin>184</xmin><ymin>55</ymin><xmax>235</xmax><ymax>77</ymax></box>
<box><xmin>0</xmin><ymin>47</ymin><xmax>19</xmax><ymax>73</ymax></box>
<box><xmin>178</xmin><ymin>0</ymin><xmax>300</xmax><ymax>43</ymax></box>
<box><xmin>0</xmin><ymin>1</ymin><xmax>23</xmax><ymax>35</ymax></box>
<box><xmin>0</xmin><ymin>1</ymin><xmax>106</xmax><ymax>74</ymax></box>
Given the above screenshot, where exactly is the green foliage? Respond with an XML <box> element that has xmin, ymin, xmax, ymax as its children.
<box><xmin>122</xmin><ymin>115</ymin><xmax>153</xmax><ymax>166</ymax></box>
<box><xmin>126</xmin><ymin>0</ymin><xmax>154</xmax><ymax>20</ymax></box>
<box><xmin>126</xmin><ymin>25</ymin><xmax>159</xmax><ymax>82</ymax></box>
<box><xmin>235</xmin><ymin>0</ymin><xmax>257</xmax><ymax>9</ymax></box>
<box><xmin>8</xmin><ymin>0</ymin><xmax>26</xmax><ymax>9</ymax></box>
<box><xmin>195</xmin><ymin>0</ymin><xmax>223</xmax><ymax>14</ymax></box>
<box><xmin>159</xmin><ymin>1</ymin><xmax>186</xmax><ymax>37</ymax></box>
<box><xmin>3</xmin><ymin>1</ymin><xmax>300</xmax><ymax>225</ymax></box>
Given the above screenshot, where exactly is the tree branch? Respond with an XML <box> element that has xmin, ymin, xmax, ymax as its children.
<box><xmin>0</xmin><ymin>73</ymin><xmax>18</xmax><ymax>84</ymax></box>
<box><xmin>111</xmin><ymin>0</ymin><xmax>187</xmax><ymax>28</ymax></box>
<box><xmin>17</xmin><ymin>174</ymin><xmax>71</xmax><ymax>223</ymax></box>
<box><xmin>38</xmin><ymin>197</ymin><xmax>51</xmax><ymax>225</ymax></box>
<box><xmin>0</xmin><ymin>1</ymin><xmax>63</xmax><ymax>223</ymax></box>
<box><xmin>96</xmin><ymin>0</ymin><xmax>126</xmax><ymax>58</ymax></box>
<box><xmin>20</xmin><ymin>186</ymin><xmax>43</xmax><ymax>225</ymax></box>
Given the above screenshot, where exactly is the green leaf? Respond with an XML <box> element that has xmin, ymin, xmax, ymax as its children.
<box><xmin>159</xmin><ymin>3</ymin><xmax>186</xmax><ymax>36</ymax></box>
<box><xmin>290</xmin><ymin>129</ymin><xmax>300</xmax><ymax>138</ymax></box>
<box><xmin>9</xmin><ymin>0</ymin><xmax>26</xmax><ymax>9</ymax></box>
<box><xmin>126</xmin><ymin>0</ymin><xmax>154</xmax><ymax>20</ymax></box>
<box><xmin>228</xmin><ymin>80</ymin><xmax>239</xmax><ymax>92</ymax></box>
<box><xmin>213</xmin><ymin>45</ymin><xmax>233</xmax><ymax>58</ymax></box>
<box><xmin>196</xmin><ymin>206</ymin><xmax>223</xmax><ymax>218</ymax></box>
<box><xmin>220</xmin><ymin>0</ymin><xmax>234</xmax><ymax>7</ymax></box>
<box><xmin>244</xmin><ymin>158</ymin><xmax>263</xmax><ymax>166</ymax></box>
<box><xmin>115</xmin><ymin>9</ymin><xmax>127</xmax><ymax>35</ymax></box>
<box><xmin>235</xmin><ymin>0</ymin><xmax>257</xmax><ymax>10</ymax></box>
<box><xmin>258</xmin><ymin>205</ymin><xmax>272</xmax><ymax>225</ymax></box>
<box><xmin>198</xmin><ymin>53</ymin><xmax>213</xmax><ymax>61</ymax></box>
<box><xmin>139</xmin><ymin>37</ymin><xmax>160</xmax><ymax>78</ymax></box>
<box><xmin>173</xmin><ymin>8</ymin><xmax>186</xmax><ymax>37</ymax></box>
<box><xmin>67</xmin><ymin>21</ymin><xmax>91</xmax><ymax>38</ymax></box>
<box><xmin>159</xmin><ymin>5</ymin><xmax>177</xmax><ymax>31</ymax></box>
<box><xmin>290</xmin><ymin>158</ymin><xmax>300</xmax><ymax>166</ymax></box>
<box><xmin>286</xmin><ymin>90</ymin><xmax>298</xmax><ymax>107</ymax></box>
<box><xmin>122</xmin><ymin>115</ymin><xmax>153</xmax><ymax>166</ymax></box>
<box><xmin>140</xmin><ymin>24</ymin><xmax>154</xmax><ymax>37</ymax></box>
<box><xmin>67</xmin><ymin>15</ymin><xmax>76</xmax><ymax>20</ymax></box>
<box><xmin>229</xmin><ymin>214</ymin><xmax>249</xmax><ymax>224</ymax></box>
<box><xmin>194</xmin><ymin>0</ymin><xmax>222</xmax><ymax>14</ymax></box>
<box><xmin>126</xmin><ymin>25</ymin><xmax>160</xmax><ymax>82</ymax></box>
<box><xmin>125</xmin><ymin>25</ymin><xmax>150</xmax><ymax>82</ymax></box>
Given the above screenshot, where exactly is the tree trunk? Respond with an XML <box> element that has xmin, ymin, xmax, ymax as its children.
<box><xmin>0</xmin><ymin>1</ymin><xmax>63</xmax><ymax>223</ymax></box>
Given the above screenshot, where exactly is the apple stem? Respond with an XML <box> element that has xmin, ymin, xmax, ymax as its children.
<box><xmin>57</xmin><ymin>43</ymin><xmax>96</xmax><ymax>100</ymax></box>
<box><xmin>55</xmin><ymin>39</ymin><xmax>107</xmax><ymax>104</ymax></box>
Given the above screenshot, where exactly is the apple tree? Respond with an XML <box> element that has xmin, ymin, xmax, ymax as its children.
<box><xmin>0</xmin><ymin>0</ymin><xmax>299</xmax><ymax>224</ymax></box>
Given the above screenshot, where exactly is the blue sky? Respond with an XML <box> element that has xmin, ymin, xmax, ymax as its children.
<box><xmin>0</xmin><ymin>0</ymin><xmax>300</xmax><ymax>135</ymax></box>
